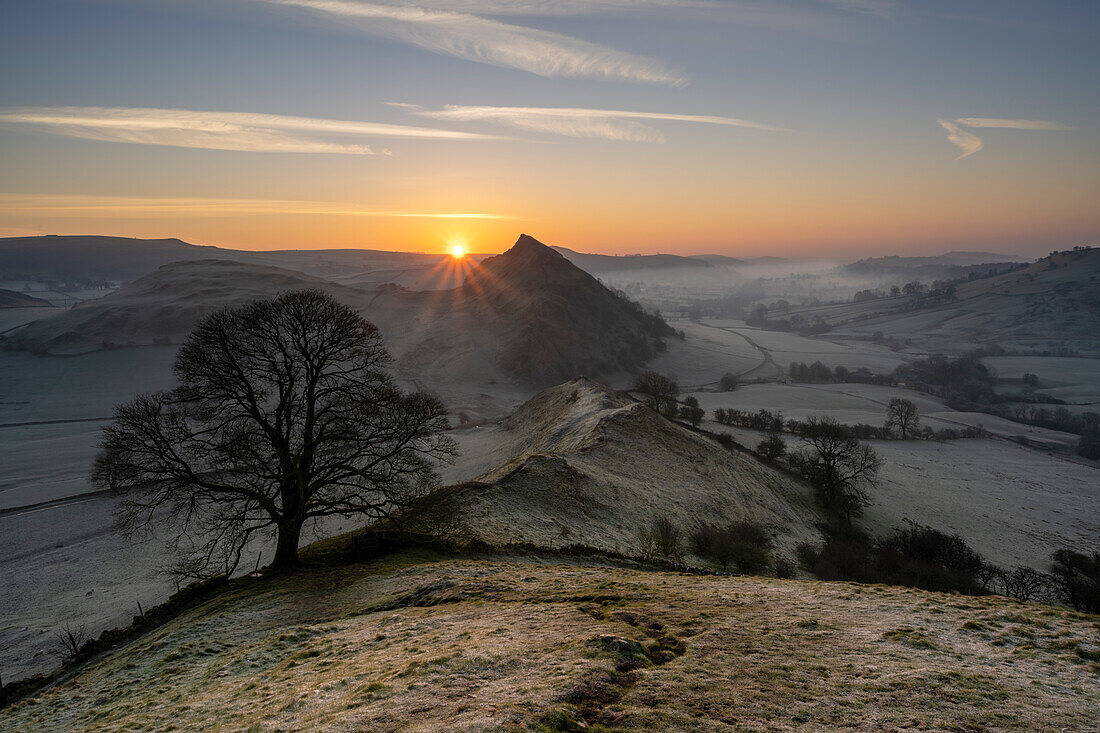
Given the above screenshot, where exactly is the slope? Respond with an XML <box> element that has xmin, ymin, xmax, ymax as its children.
<box><xmin>2</xmin><ymin>259</ymin><xmax>373</xmax><ymax>354</ymax></box>
<box><xmin>0</xmin><ymin>289</ymin><xmax>53</xmax><ymax>308</ymax></box>
<box><xmin>454</xmin><ymin>234</ymin><xmax>674</xmax><ymax>385</ymax></box>
<box><xmin>785</xmin><ymin>247</ymin><xmax>1100</xmax><ymax>353</ymax></box>
<box><xmin>2</xmin><ymin>555</ymin><xmax>1095</xmax><ymax>732</ymax></box>
<box><xmin>551</xmin><ymin>244</ymin><xmax>714</xmax><ymax>275</ymax></box>
<box><xmin>449</xmin><ymin>378</ymin><xmax>822</xmax><ymax>557</ymax></box>
<box><xmin>0</xmin><ymin>235</ymin><xmax>464</xmax><ymax>290</ymax></box>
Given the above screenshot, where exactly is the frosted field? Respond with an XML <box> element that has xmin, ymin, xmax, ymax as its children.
<box><xmin>0</xmin><ymin>420</ymin><xmax>511</xmax><ymax>680</ymax></box>
<box><xmin>642</xmin><ymin>320</ymin><xmax>765</xmax><ymax>388</ymax></box>
<box><xmin>0</xmin><ymin>348</ymin><xmax>177</xmax><ymax>424</ymax></box>
<box><xmin>984</xmin><ymin>356</ymin><xmax>1100</xmax><ymax>405</ymax></box>
<box><xmin>0</xmin><ymin>307</ymin><xmax>58</xmax><ymax>334</ymax></box>
<box><xmin>700</xmin><ymin>319</ymin><xmax>911</xmax><ymax>373</ymax></box>
<box><xmin>708</xmin><ymin>424</ymin><xmax>1098</xmax><ymax>570</ymax></box>
<box><xmin>688</xmin><ymin>382</ymin><xmax>1082</xmax><ymax>449</ymax></box>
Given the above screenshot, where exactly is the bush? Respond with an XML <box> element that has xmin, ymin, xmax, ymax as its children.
<box><xmin>691</xmin><ymin>520</ymin><xmax>773</xmax><ymax>573</ymax></box>
<box><xmin>772</xmin><ymin>557</ymin><xmax>797</xmax><ymax>578</ymax></box>
<box><xmin>797</xmin><ymin>523</ymin><xmax>997</xmax><ymax>596</ymax></box>
<box><xmin>756</xmin><ymin>433</ymin><xmax>786</xmax><ymax>461</ymax></box>
<box><xmin>1049</xmin><ymin>548</ymin><xmax>1100</xmax><ymax>613</ymax></box>
<box><xmin>718</xmin><ymin>372</ymin><xmax>739</xmax><ymax>391</ymax></box>
<box><xmin>638</xmin><ymin>515</ymin><xmax>683</xmax><ymax>561</ymax></box>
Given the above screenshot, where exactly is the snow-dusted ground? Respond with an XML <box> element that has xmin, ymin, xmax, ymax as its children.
<box><xmin>688</xmin><ymin>382</ymin><xmax>1082</xmax><ymax>450</ymax></box>
<box><xmin>984</xmin><ymin>356</ymin><xmax>1100</xmax><ymax>406</ymax></box>
<box><xmin>0</xmin><ymin>417</ymin><xmax>510</xmax><ymax>680</ymax></box>
<box><xmin>2</xmin><ymin>305</ymin><xmax>1097</xmax><ymax>685</ymax></box>
<box><xmin>709</xmin><ymin>419</ymin><xmax>1098</xmax><ymax>570</ymax></box>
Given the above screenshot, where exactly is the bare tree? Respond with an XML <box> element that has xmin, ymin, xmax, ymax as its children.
<box><xmin>52</xmin><ymin>623</ymin><xmax>90</xmax><ymax>661</ymax></box>
<box><xmin>93</xmin><ymin>290</ymin><xmax>456</xmax><ymax>574</ymax></box>
<box><xmin>679</xmin><ymin>396</ymin><xmax>705</xmax><ymax>427</ymax></box>
<box><xmin>884</xmin><ymin>398</ymin><xmax>920</xmax><ymax>439</ymax></box>
<box><xmin>634</xmin><ymin>370</ymin><xmax>679</xmax><ymax>413</ymax></box>
<box><xmin>638</xmin><ymin>515</ymin><xmax>683</xmax><ymax>561</ymax></box>
<box><xmin>795</xmin><ymin>417</ymin><xmax>882</xmax><ymax>524</ymax></box>
<box><xmin>756</xmin><ymin>433</ymin><xmax>787</xmax><ymax>461</ymax></box>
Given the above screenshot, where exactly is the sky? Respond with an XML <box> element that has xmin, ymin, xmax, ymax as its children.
<box><xmin>0</xmin><ymin>0</ymin><xmax>1097</xmax><ymax>258</ymax></box>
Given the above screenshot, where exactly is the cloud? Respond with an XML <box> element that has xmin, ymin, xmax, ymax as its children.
<box><xmin>360</xmin><ymin>0</ymin><xmax>711</xmax><ymax>15</ymax></box>
<box><xmin>0</xmin><ymin>106</ymin><xmax>497</xmax><ymax>154</ymax></box>
<box><xmin>818</xmin><ymin>0</ymin><xmax>898</xmax><ymax>15</ymax></box>
<box><xmin>252</xmin><ymin>0</ymin><xmax>685</xmax><ymax>85</ymax></box>
<box><xmin>953</xmin><ymin>117</ymin><xmax>1073</xmax><ymax>131</ymax></box>
<box><xmin>938</xmin><ymin>119</ymin><xmax>983</xmax><ymax>159</ymax></box>
<box><xmin>391</xmin><ymin>103</ymin><xmax>783</xmax><ymax>142</ymax></box>
<box><xmin>0</xmin><ymin>194</ymin><xmax>513</xmax><ymax>219</ymax></box>
<box><xmin>939</xmin><ymin>116</ymin><xmax>1071</xmax><ymax>159</ymax></box>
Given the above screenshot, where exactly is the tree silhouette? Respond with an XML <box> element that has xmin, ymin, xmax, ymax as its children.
<box><xmin>884</xmin><ymin>398</ymin><xmax>920</xmax><ymax>439</ymax></box>
<box><xmin>634</xmin><ymin>370</ymin><xmax>679</xmax><ymax>413</ymax></box>
<box><xmin>93</xmin><ymin>290</ymin><xmax>455</xmax><ymax>574</ymax></box>
<box><xmin>795</xmin><ymin>417</ymin><xmax>881</xmax><ymax>523</ymax></box>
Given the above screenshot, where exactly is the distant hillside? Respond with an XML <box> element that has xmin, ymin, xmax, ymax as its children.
<box><xmin>455</xmin><ymin>235</ymin><xmax>674</xmax><ymax>384</ymax></box>
<box><xmin>551</xmin><ymin>244</ymin><xmax>713</xmax><ymax>275</ymax></box>
<box><xmin>842</xmin><ymin>251</ymin><xmax>1027</xmax><ymax>281</ymax></box>
<box><xmin>2</xmin><ymin>259</ymin><xmax>371</xmax><ymax>353</ymax></box>
<box><xmin>791</xmin><ymin>247</ymin><xmax>1100</xmax><ymax>353</ymax></box>
<box><xmin>453</xmin><ymin>378</ymin><xmax>821</xmax><ymax>553</ymax></box>
<box><xmin>0</xmin><ymin>236</ymin><xmax>224</xmax><ymax>283</ymax></box>
<box><xmin>3</xmin><ymin>235</ymin><xmax>674</xmax><ymax>388</ymax></box>
<box><xmin>0</xmin><ymin>288</ymin><xmax>52</xmax><ymax>308</ymax></box>
<box><xmin>0</xmin><ymin>235</ymin><xmax>462</xmax><ymax>289</ymax></box>
<box><xmin>689</xmin><ymin>254</ymin><xmax>746</xmax><ymax>266</ymax></box>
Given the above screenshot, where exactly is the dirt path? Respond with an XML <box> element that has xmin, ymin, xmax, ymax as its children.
<box><xmin>696</xmin><ymin>321</ymin><xmax>782</xmax><ymax>380</ymax></box>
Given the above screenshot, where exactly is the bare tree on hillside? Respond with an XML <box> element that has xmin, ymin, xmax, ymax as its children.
<box><xmin>634</xmin><ymin>370</ymin><xmax>679</xmax><ymax>413</ymax></box>
<box><xmin>93</xmin><ymin>290</ymin><xmax>456</xmax><ymax>574</ymax></box>
<box><xmin>884</xmin><ymin>398</ymin><xmax>920</xmax><ymax>439</ymax></box>
<box><xmin>679</xmin><ymin>396</ymin><xmax>705</xmax><ymax>427</ymax></box>
<box><xmin>795</xmin><ymin>417</ymin><xmax>882</xmax><ymax>524</ymax></box>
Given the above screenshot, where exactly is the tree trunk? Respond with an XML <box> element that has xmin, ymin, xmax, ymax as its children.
<box><xmin>273</xmin><ymin>518</ymin><xmax>304</xmax><ymax>570</ymax></box>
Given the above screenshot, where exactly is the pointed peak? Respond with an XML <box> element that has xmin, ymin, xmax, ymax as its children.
<box><xmin>511</xmin><ymin>233</ymin><xmax>559</xmax><ymax>255</ymax></box>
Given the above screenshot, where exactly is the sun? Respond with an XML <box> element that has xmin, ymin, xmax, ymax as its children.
<box><xmin>451</xmin><ymin>243</ymin><xmax>466</xmax><ymax>258</ymax></box>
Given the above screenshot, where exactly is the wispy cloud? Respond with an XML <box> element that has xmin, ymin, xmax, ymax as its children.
<box><xmin>0</xmin><ymin>194</ymin><xmax>513</xmax><ymax>219</ymax></box>
<box><xmin>953</xmin><ymin>117</ymin><xmax>1073</xmax><ymax>131</ymax></box>
<box><xmin>360</xmin><ymin>1</ymin><xmax>712</xmax><ymax>15</ymax></box>
<box><xmin>391</xmin><ymin>103</ymin><xmax>782</xmax><ymax>142</ymax></box>
<box><xmin>0</xmin><ymin>106</ymin><xmax>496</xmax><ymax>154</ymax></box>
<box><xmin>818</xmin><ymin>0</ymin><xmax>899</xmax><ymax>15</ymax></box>
<box><xmin>938</xmin><ymin>119</ymin><xmax>983</xmax><ymax>159</ymax></box>
<box><xmin>939</xmin><ymin>116</ymin><xmax>1071</xmax><ymax>159</ymax></box>
<box><xmin>251</xmin><ymin>0</ymin><xmax>685</xmax><ymax>85</ymax></box>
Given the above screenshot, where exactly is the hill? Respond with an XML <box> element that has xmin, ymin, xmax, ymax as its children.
<box><xmin>0</xmin><ymin>288</ymin><xmax>52</xmax><ymax>308</ymax></box>
<box><xmin>841</xmin><ymin>251</ymin><xmax>1027</xmax><ymax>282</ymax></box>
<box><xmin>2</xmin><ymin>554</ymin><xmax>1095</xmax><ymax>731</ymax></box>
<box><xmin>688</xmin><ymin>253</ymin><xmax>745</xmax><ymax>266</ymax></box>
<box><xmin>0</xmin><ymin>235</ymin><xmax>223</xmax><ymax>283</ymax></box>
<box><xmin>2</xmin><ymin>235</ymin><xmax>673</xmax><ymax>390</ymax></box>
<box><xmin>786</xmin><ymin>247</ymin><xmax>1100</xmax><ymax>353</ymax></box>
<box><xmin>0</xmin><ymin>235</ymin><xmax>464</xmax><ymax>290</ymax></box>
<box><xmin>451</xmin><ymin>235</ymin><xmax>674</xmax><ymax>385</ymax></box>
<box><xmin>451</xmin><ymin>378</ymin><xmax>821</xmax><ymax>555</ymax></box>
<box><xmin>551</xmin><ymin>244</ymin><xmax>713</xmax><ymax>275</ymax></box>
<box><xmin>1</xmin><ymin>259</ymin><xmax>371</xmax><ymax>354</ymax></box>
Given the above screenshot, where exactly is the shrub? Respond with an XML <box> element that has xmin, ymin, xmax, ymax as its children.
<box><xmin>772</xmin><ymin>557</ymin><xmax>797</xmax><ymax>578</ymax></box>
<box><xmin>1049</xmin><ymin>548</ymin><xmax>1100</xmax><ymax>613</ymax></box>
<box><xmin>756</xmin><ymin>433</ymin><xmax>786</xmax><ymax>461</ymax></box>
<box><xmin>718</xmin><ymin>372</ymin><xmax>739</xmax><ymax>391</ymax></box>
<box><xmin>691</xmin><ymin>520</ymin><xmax>773</xmax><ymax>573</ymax></box>
<box><xmin>638</xmin><ymin>515</ymin><xmax>683</xmax><ymax>561</ymax></box>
